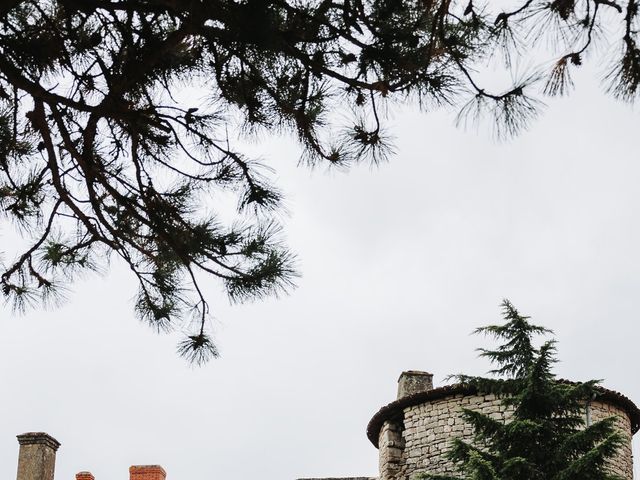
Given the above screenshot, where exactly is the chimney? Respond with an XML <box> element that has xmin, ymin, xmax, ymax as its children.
<box><xmin>76</xmin><ymin>472</ymin><xmax>95</xmax><ymax>480</ymax></box>
<box><xmin>129</xmin><ymin>465</ymin><xmax>166</xmax><ymax>480</ymax></box>
<box><xmin>397</xmin><ymin>371</ymin><xmax>434</xmax><ymax>399</ymax></box>
<box><xmin>16</xmin><ymin>432</ymin><xmax>61</xmax><ymax>480</ymax></box>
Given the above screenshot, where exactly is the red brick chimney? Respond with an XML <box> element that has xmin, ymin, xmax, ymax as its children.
<box><xmin>129</xmin><ymin>465</ymin><xmax>166</xmax><ymax>480</ymax></box>
<box><xmin>76</xmin><ymin>472</ymin><xmax>95</xmax><ymax>480</ymax></box>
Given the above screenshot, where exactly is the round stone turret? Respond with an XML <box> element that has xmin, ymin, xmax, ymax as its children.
<box><xmin>368</xmin><ymin>372</ymin><xmax>640</xmax><ymax>480</ymax></box>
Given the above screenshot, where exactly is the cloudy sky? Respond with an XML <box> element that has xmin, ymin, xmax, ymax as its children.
<box><xmin>1</xmin><ymin>64</ymin><xmax>639</xmax><ymax>480</ymax></box>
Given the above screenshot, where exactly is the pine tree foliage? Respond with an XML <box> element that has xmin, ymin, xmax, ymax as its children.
<box><xmin>1</xmin><ymin>1</ymin><xmax>639</xmax><ymax>362</ymax></box>
<box><xmin>422</xmin><ymin>300</ymin><xmax>623</xmax><ymax>480</ymax></box>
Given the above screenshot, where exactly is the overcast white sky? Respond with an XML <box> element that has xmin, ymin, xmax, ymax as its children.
<box><xmin>1</xmin><ymin>65</ymin><xmax>639</xmax><ymax>480</ymax></box>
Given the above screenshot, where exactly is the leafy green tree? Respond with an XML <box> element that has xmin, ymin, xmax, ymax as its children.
<box><xmin>423</xmin><ymin>300</ymin><xmax>623</xmax><ymax>480</ymax></box>
<box><xmin>1</xmin><ymin>1</ymin><xmax>639</xmax><ymax>362</ymax></box>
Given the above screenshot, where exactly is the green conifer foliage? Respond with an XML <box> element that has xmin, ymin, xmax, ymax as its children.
<box><xmin>423</xmin><ymin>300</ymin><xmax>623</xmax><ymax>480</ymax></box>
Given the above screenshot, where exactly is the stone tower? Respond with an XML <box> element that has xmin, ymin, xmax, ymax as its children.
<box><xmin>367</xmin><ymin>371</ymin><xmax>640</xmax><ymax>480</ymax></box>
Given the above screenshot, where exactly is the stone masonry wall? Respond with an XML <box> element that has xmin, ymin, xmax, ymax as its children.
<box><xmin>378</xmin><ymin>393</ymin><xmax>634</xmax><ymax>480</ymax></box>
<box><xmin>378</xmin><ymin>419</ymin><xmax>404</xmax><ymax>479</ymax></box>
<box><xmin>591</xmin><ymin>400</ymin><xmax>634</xmax><ymax>479</ymax></box>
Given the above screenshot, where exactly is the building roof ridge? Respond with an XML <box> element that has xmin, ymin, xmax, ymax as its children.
<box><xmin>366</xmin><ymin>380</ymin><xmax>640</xmax><ymax>448</ymax></box>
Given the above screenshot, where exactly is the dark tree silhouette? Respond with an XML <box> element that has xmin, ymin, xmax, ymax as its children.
<box><xmin>1</xmin><ymin>1</ymin><xmax>638</xmax><ymax>362</ymax></box>
<box><xmin>423</xmin><ymin>300</ymin><xmax>623</xmax><ymax>480</ymax></box>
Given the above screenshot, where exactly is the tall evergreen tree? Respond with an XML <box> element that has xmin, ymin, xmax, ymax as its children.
<box><xmin>423</xmin><ymin>300</ymin><xmax>623</xmax><ymax>480</ymax></box>
<box><xmin>1</xmin><ymin>2</ymin><xmax>640</xmax><ymax>361</ymax></box>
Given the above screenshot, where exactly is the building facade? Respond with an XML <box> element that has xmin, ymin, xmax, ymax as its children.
<box><xmin>12</xmin><ymin>372</ymin><xmax>640</xmax><ymax>480</ymax></box>
<box><xmin>301</xmin><ymin>371</ymin><xmax>640</xmax><ymax>480</ymax></box>
<box><xmin>13</xmin><ymin>432</ymin><xmax>166</xmax><ymax>480</ymax></box>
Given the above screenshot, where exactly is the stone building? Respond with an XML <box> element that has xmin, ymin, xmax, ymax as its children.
<box><xmin>300</xmin><ymin>371</ymin><xmax>640</xmax><ymax>480</ymax></box>
<box><xmin>11</xmin><ymin>373</ymin><xmax>640</xmax><ymax>480</ymax></box>
<box><xmin>13</xmin><ymin>432</ymin><xmax>166</xmax><ymax>480</ymax></box>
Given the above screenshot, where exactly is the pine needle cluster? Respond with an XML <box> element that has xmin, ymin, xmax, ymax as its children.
<box><xmin>1</xmin><ymin>1</ymin><xmax>639</xmax><ymax>362</ymax></box>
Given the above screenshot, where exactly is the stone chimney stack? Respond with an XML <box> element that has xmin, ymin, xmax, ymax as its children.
<box><xmin>129</xmin><ymin>465</ymin><xmax>166</xmax><ymax>480</ymax></box>
<box><xmin>16</xmin><ymin>432</ymin><xmax>61</xmax><ymax>480</ymax></box>
<box><xmin>397</xmin><ymin>371</ymin><xmax>434</xmax><ymax>399</ymax></box>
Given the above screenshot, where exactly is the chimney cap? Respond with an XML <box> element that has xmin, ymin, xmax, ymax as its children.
<box><xmin>76</xmin><ymin>472</ymin><xmax>95</xmax><ymax>480</ymax></box>
<box><xmin>397</xmin><ymin>370</ymin><xmax>433</xmax><ymax>382</ymax></box>
<box><xmin>16</xmin><ymin>432</ymin><xmax>61</xmax><ymax>451</ymax></box>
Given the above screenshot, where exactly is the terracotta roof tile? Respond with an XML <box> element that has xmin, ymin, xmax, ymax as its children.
<box><xmin>366</xmin><ymin>382</ymin><xmax>640</xmax><ymax>448</ymax></box>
